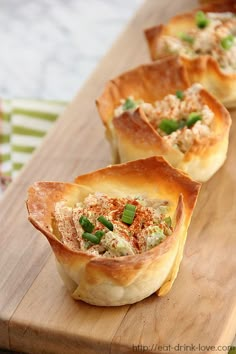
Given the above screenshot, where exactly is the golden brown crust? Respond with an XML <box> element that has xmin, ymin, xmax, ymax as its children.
<box><xmin>144</xmin><ymin>25</ymin><xmax>164</xmax><ymax>61</ymax></box>
<box><xmin>144</xmin><ymin>2</ymin><xmax>236</xmax><ymax>107</ymax></box>
<box><xmin>74</xmin><ymin>156</ymin><xmax>200</xmax><ymax>215</ymax></box>
<box><xmin>180</xmin><ymin>56</ymin><xmax>236</xmax><ymax>107</ymax></box>
<box><xmin>96</xmin><ymin>57</ymin><xmax>190</xmax><ymax>125</ymax></box>
<box><xmin>113</xmin><ymin>108</ymin><xmax>173</xmax><ymax>155</ymax></box>
<box><xmin>112</xmin><ymin>107</ymin><xmax>183</xmax><ymax>168</ymax></box>
<box><xmin>185</xmin><ymin>89</ymin><xmax>231</xmax><ymax>157</ymax></box>
<box><xmin>199</xmin><ymin>0</ymin><xmax>236</xmax><ymax>12</ymax></box>
<box><xmin>96</xmin><ymin>58</ymin><xmax>231</xmax><ymax>181</ymax></box>
<box><xmin>26</xmin><ymin>157</ymin><xmax>200</xmax><ymax>306</ymax></box>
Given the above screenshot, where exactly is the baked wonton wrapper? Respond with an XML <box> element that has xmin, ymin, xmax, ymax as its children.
<box><xmin>96</xmin><ymin>58</ymin><xmax>231</xmax><ymax>182</ymax></box>
<box><xmin>199</xmin><ymin>0</ymin><xmax>235</xmax><ymax>4</ymax></box>
<box><xmin>145</xmin><ymin>1</ymin><xmax>236</xmax><ymax>108</ymax></box>
<box><xmin>96</xmin><ymin>57</ymin><xmax>189</xmax><ymax>163</ymax></box>
<box><xmin>27</xmin><ymin>157</ymin><xmax>200</xmax><ymax>306</ymax></box>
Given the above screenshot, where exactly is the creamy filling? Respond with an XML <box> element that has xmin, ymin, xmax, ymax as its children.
<box><xmin>53</xmin><ymin>193</ymin><xmax>173</xmax><ymax>257</ymax></box>
<box><xmin>114</xmin><ymin>84</ymin><xmax>214</xmax><ymax>153</ymax></box>
<box><xmin>159</xmin><ymin>12</ymin><xmax>236</xmax><ymax>72</ymax></box>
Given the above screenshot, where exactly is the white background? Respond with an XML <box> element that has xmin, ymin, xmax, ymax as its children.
<box><xmin>0</xmin><ymin>0</ymin><xmax>142</xmax><ymax>101</ymax></box>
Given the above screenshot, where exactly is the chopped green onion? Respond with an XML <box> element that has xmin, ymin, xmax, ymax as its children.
<box><xmin>179</xmin><ymin>32</ymin><xmax>194</xmax><ymax>44</ymax></box>
<box><xmin>82</xmin><ymin>232</ymin><xmax>100</xmax><ymax>244</ymax></box>
<box><xmin>95</xmin><ymin>230</ymin><xmax>105</xmax><ymax>241</ymax></box>
<box><xmin>159</xmin><ymin>119</ymin><xmax>180</xmax><ymax>135</ymax></box>
<box><xmin>79</xmin><ymin>216</ymin><xmax>94</xmax><ymax>233</ymax></box>
<box><xmin>97</xmin><ymin>216</ymin><xmax>113</xmax><ymax>231</ymax></box>
<box><xmin>159</xmin><ymin>112</ymin><xmax>202</xmax><ymax>135</ymax></box>
<box><xmin>221</xmin><ymin>34</ymin><xmax>234</xmax><ymax>50</ymax></box>
<box><xmin>176</xmin><ymin>90</ymin><xmax>184</xmax><ymax>100</ymax></box>
<box><xmin>123</xmin><ymin>98</ymin><xmax>137</xmax><ymax>110</ymax></box>
<box><xmin>121</xmin><ymin>204</ymin><xmax>136</xmax><ymax>225</ymax></box>
<box><xmin>125</xmin><ymin>204</ymin><xmax>136</xmax><ymax>211</ymax></box>
<box><xmin>164</xmin><ymin>216</ymin><xmax>172</xmax><ymax>227</ymax></box>
<box><xmin>195</xmin><ymin>11</ymin><xmax>210</xmax><ymax>29</ymax></box>
<box><xmin>186</xmin><ymin>112</ymin><xmax>202</xmax><ymax>127</ymax></box>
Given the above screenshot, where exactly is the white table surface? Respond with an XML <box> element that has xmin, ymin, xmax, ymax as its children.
<box><xmin>0</xmin><ymin>0</ymin><xmax>142</xmax><ymax>101</ymax></box>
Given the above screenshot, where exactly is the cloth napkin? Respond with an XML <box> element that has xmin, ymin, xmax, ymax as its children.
<box><xmin>0</xmin><ymin>98</ymin><xmax>67</xmax><ymax>196</ymax></box>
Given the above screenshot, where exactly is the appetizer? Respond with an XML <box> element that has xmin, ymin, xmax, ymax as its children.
<box><xmin>145</xmin><ymin>0</ymin><xmax>236</xmax><ymax>107</ymax></box>
<box><xmin>97</xmin><ymin>58</ymin><xmax>231</xmax><ymax>182</ymax></box>
<box><xmin>26</xmin><ymin>157</ymin><xmax>200</xmax><ymax>306</ymax></box>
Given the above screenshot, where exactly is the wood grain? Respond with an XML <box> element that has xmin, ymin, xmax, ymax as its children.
<box><xmin>9</xmin><ymin>256</ymin><xmax>129</xmax><ymax>354</ymax></box>
<box><xmin>0</xmin><ymin>0</ymin><xmax>235</xmax><ymax>353</ymax></box>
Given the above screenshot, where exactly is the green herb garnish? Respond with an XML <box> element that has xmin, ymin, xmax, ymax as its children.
<box><xmin>159</xmin><ymin>119</ymin><xmax>180</xmax><ymax>134</ymax></box>
<box><xmin>221</xmin><ymin>34</ymin><xmax>234</xmax><ymax>50</ymax></box>
<box><xmin>94</xmin><ymin>230</ymin><xmax>105</xmax><ymax>241</ymax></box>
<box><xmin>179</xmin><ymin>32</ymin><xmax>194</xmax><ymax>44</ymax></box>
<box><xmin>97</xmin><ymin>216</ymin><xmax>113</xmax><ymax>231</ymax></box>
<box><xmin>79</xmin><ymin>216</ymin><xmax>94</xmax><ymax>233</ymax></box>
<box><xmin>195</xmin><ymin>11</ymin><xmax>210</xmax><ymax>29</ymax></box>
<box><xmin>176</xmin><ymin>90</ymin><xmax>184</xmax><ymax>100</ymax></box>
<box><xmin>164</xmin><ymin>216</ymin><xmax>172</xmax><ymax>227</ymax></box>
<box><xmin>123</xmin><ymin>98</ymin><xmax>137</xmax><ymax>110</ymax></box>
<box><xmin>82</xmin><ymin>232</ymin><xmax>100</xmax><ymax>244</ymax></box>
<box><xmin>186</xmin><ymin>112</ymin><xmax>202</xmax><ymax>127</ymax></box>
<box><xmin>159</xmin><ymin>111</ymin><xmax>202</xmax><ymax>135</ymax></box>
<box><xmin>121</xmin><ymin>204</ymin><xmax>136</xmax><ymax>225</ymax></box>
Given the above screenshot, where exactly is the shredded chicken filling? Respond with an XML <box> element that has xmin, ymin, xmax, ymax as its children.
<box><xmin>53</xmin><ymin>193</ymin><xmax>173</xmax><ymax>257</ymax></box>
<box><xmin>114</xmin><ymin>84</ymin><xmax>214</xmax><ymax>153</ymax></box>
<box><xmin>159</xmin><ymin>12</ymin><xmax>236</xmax><ymax>72</ymax></box>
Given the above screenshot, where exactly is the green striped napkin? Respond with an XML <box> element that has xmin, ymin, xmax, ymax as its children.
<box><xmin>0</xmin><ymin>98</ymin><xmax>67</xmax><ymax>195</ymax></box>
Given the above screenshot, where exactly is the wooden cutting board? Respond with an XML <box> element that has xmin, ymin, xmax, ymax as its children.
<box><xmin>0</xmin><ymin>0</ymin><xmax>235</xmax><ymax>353</ymax></box>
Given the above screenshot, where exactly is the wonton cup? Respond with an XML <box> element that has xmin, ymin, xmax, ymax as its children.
<box><xmin>145</xmin><ymin>1</ymin><xmax>236</xmax><ymax>108</ymax></box>
<box><xmin>27</xmin><ymin>157</ymin><xmax>200</xmax><ymax>306</ymax></box>
<box><xmin>96</xmin><ymin>58</ymin><xmax>231</xmax><ymax>182</ymax></box>
<box><xmin>198</xmin><ymin>0</ymin><xmax>235</xmax><ymax>5</ymax></box>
